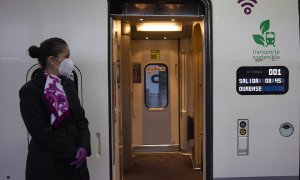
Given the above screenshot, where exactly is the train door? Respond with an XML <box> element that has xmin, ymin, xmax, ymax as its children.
<box><xmin>142</xmin><ymin>61</ymin><xmax>175</xmax><ymax>146</ymax></box>
<box><xmin>133</xmin><ymin>41</ymin><xmax>179</xmax><ymax>150</ymax></box>
<box><xmin>143</xmin><ymin>62</ymin><xmax>172</xmax><ymax>146</ymax></box>
<box><xmin>109</xmin><ymin>1</ymin><xmax>212</xmax><ymax>179</ymax></box>
<box><xmin>192</xmin><ymin>22</ymin><xmax>204</xmax><ymax>170</ymax></box>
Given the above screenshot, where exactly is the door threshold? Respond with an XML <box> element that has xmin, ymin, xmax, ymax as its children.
<box><xmin>133</xmin><ymin>144</ymin><xmax>180</xmax><ymax>153</ymax></box>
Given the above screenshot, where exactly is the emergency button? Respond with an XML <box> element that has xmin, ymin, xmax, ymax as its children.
<box><xmin>240</xmin><ymin>121</ymin><xmax>247</xmax><ymax>128</ymax></box>
<box><xmin>240</xmin><ymin>129</ymin><xmax>247</xmax><ymax>136</ymax></box>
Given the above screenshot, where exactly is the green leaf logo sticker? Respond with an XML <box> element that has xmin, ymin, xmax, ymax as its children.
<box><xmin>260</xmin><ymin>19</ymin><xmax>270</xmax><ymax>35</ymax></box>
<box><xmin>253</xmin><ymin>19</ymin><xmax>276</xmax><ymax>47</ymax></box>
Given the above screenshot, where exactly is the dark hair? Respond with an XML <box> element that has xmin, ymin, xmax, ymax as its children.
<box><xmin>28</xmin><ymin>38</ymin><xmax>68</xmax><ymax>69</ymax></box>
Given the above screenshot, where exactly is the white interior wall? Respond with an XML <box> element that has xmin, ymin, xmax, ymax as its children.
<box><xmin>120</xmin><ymin>31</ymin><xmax>133</xmax><ymax>170</ymax></box>
<box><xmin>169</xmin><ymin>41</ymin><xmax>180</xmax><ymax>145</ymax></box>
<box><xmin>179</xmin><ymin>38</ymin><xmax>192</xmax><ymax>151</ymax></box>
<box><xmin>131</xmin><ymin>41</ymin><xmax>144</xmax><ymax>145</ymax></box>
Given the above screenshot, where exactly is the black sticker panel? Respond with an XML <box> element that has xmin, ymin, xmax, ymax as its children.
<box><xmin>237</xmin><ymin>66</ymin><xmax>289</xmax><ymax>95</ymax></box>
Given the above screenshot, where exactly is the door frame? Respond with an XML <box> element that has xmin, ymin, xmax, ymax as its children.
<box><xmin>107</xmin><ymin>0</ymin><xmax>213</xmax><ymax>179</ymax></box>
<box><xmin>202</xmin><ymin>1</ymin><xmax>213</xmax><ymax>179</ymax></box>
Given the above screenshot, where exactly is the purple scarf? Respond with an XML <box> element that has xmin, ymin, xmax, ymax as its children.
<box><xmin>44</xmin><ymin>72</ymin><xmax>70</xmax><ymax>128</ymax></box>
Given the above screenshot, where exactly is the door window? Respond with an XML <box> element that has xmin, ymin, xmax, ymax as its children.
<box><xmin>144</xmin><ymin>64</ymin><xmax>168</xmax><ymax>109</ymax></box>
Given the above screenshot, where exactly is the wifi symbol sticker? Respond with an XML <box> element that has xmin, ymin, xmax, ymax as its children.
<box><xmin>237</xmin><ymin>0</ymin><xmax>258</xmax><ymax>15</ymax></box>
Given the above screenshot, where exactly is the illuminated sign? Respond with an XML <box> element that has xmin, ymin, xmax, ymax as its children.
<box><xmin>151</xmin><ymin>50</ymin><xmax>160</xmax><ymax>59</ymax></box>
<box><xmin>236</xmin><ymin>66</ymin><xmax>289</xmax><ymax>95</ymax></box>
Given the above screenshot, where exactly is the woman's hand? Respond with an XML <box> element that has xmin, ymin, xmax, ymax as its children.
<box><xmin>70</xmin><ymin>147</ymin><xmax>87</xmax><ymax>169</ymax></box>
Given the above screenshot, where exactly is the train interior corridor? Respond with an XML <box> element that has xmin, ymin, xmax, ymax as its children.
<box><xmin>110</xmin><ymin>2</ymin><xmax>206</xmax><ymax>180</ymax></box>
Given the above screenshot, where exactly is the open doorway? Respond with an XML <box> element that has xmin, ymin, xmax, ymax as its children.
<box><xmin>109</xmin><ymin>1</ymin><xmax>212</xmax><ymax>180</ymax></box>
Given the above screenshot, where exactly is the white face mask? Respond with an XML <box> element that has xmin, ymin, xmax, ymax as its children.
<box><xmin>56</xmin><ymin>58</ymin><xmax>74</xmax><ymax>76</ymax></box>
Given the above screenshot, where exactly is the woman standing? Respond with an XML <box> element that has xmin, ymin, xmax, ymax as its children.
<box><xmin>19</xmin><ymin>38</ymin><xmax>91</xmax><ymax>180</ymax></box>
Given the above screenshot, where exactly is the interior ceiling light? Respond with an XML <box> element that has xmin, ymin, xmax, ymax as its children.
<box><xmin>164</xmin><ymin>4</ymin><xmax>182</xmax><ymax>10</ymax></box>
<box><xmin>135</xmin><ymin>3</ymin><xmax>147</xmax><ymax>10</ymax></box>
<box><xmin>136</xmin><ymin>22</ymin><xmax>182</xmax><ymax>32</ymax></box>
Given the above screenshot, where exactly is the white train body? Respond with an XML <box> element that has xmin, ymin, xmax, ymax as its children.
<box><xmin>0</xmin><ymin>0</ymin><xmax>299</xmax><ymax>180</ymax></box>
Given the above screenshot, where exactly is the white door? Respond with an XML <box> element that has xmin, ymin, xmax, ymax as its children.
<box><xmin>132</xmin><ymin>40</ymin><xmax>179</xmax><ymax>148</ymax></box>
<box><xmin>143</xmin><ymin>62</ymin><xmax>171</xmax><ymax>144</ymax></box>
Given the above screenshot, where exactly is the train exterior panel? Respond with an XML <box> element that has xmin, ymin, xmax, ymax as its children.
<box><xmin>0</xmin><ymin>0</ymin><xmax>110</xmax><ymax>179</ymax></box>
<box><xmin>0</xmin><ymin>0</ymin><xmax>299</xmax><ymax>180</ymax></box>
<box><xmin>213</xmin><ymin>0</ymin><xmax>299</xmax><ymax>179</ymax></box>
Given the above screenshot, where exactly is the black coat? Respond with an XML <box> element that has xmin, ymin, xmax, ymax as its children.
<box><xmin>19</xmin><ymin>70</ymin><xmax>91</xmax><ymax>180</ymax></box>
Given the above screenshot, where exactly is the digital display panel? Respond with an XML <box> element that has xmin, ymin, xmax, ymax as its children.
<box><xmin>237</xmin><ymin>66</ymin><xmax>289</xmax><ymax>95</ymax></box>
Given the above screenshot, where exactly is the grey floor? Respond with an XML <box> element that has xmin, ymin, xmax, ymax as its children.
<box><xmin>123</xmin><ymin>153</ymin><xmax>203</xmax><ymax>180</ymax></box>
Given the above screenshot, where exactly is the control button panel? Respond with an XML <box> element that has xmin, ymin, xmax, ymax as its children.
<box><xmin>238</xmin><ymin>119</ymin><xmax>249</xmax><ymax>156</ymax></box>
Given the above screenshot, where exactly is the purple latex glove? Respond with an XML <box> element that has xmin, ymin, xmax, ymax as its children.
<box><xmin>70</xmin><ymin>147</ymin><xmax>87</xmax><ymax>169</ymax></box>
